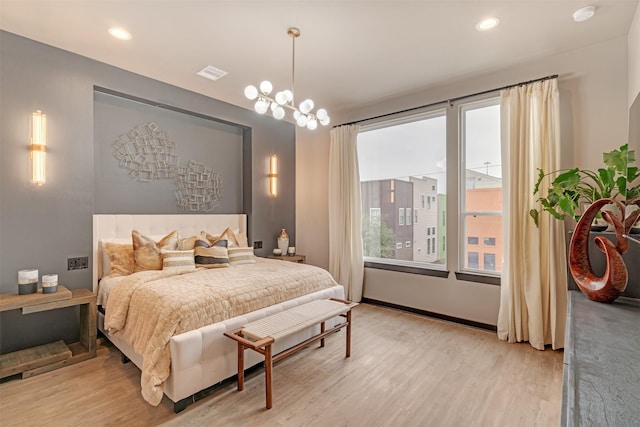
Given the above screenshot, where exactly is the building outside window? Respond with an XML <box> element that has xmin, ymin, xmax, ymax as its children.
<box><xmin>399</xmin><ymin>208</ymin><xmax>404</xmax><ymax>226</ymax></box>
<box><xmin>468</xmin><ymin>236</ymin><xmax>479</xmax><ymax>245</ymax></box>
<box><xmin>468</xmin><ymin>252</ymin><xmax>479</xmax><ymax>269</ymax></box>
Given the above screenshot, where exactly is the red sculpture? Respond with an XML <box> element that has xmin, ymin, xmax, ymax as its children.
<box><xmin>569</xmin><ymin>198</ymin><xmax>640</xmax><ymax>303</ymax></box>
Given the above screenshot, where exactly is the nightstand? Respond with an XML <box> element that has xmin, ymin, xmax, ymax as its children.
<box><xmin>0</xmin><ymin>286</ymin><xmax>97</xmax><ymax>379</ymax></box>
<box><xmin>267</xmin><ymin>255</ymin><xmax>306</xmax><ymax>264</ymax></box>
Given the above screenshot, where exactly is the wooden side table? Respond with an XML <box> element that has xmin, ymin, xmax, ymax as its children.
<box><xmin>267</xmin><ymin>254</ymin><xmax>306</xmax><ymax>264</ymax></box>
<box><xmin>0</xmin><ymin>286</ymin><xmax>97</xmax><ymax>379</ymax></box>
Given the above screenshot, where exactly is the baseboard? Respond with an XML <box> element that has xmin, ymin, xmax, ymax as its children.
<box><xmin>361</xmin><ymin>298</ymin><xmax>497</xmax><ymax>332</ymax></box>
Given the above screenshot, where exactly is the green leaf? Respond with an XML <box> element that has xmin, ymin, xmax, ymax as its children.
<box><xmin>533</xmin><ymin>168</ymin><xmax>545</xmax><ymax>195</ymax></box>
<box><xmin>529</xmin><ymin>209</ymin><xmax>539</xmax><ymax>227</ymax></box>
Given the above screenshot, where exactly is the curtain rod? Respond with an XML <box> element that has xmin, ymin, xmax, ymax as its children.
<box><xmin>335</xmin><ymin>74</ymin><xmax>559</xmax><ymax>128</ymax></box>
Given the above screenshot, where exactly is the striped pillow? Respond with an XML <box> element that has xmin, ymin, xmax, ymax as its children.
<box><xmin>162</xmin><ymin>250</ymin><xmax>196</xmax><ymax>273</ymax></box>
<box><xmin>194</xmin><ymin>238</ymin><xmax>229</xmax><ymax>268</ymax></box>
<box><xmin>228</xmin><ymin>247</ymin><xmax>256</xmax><ymax>265</ymax></box>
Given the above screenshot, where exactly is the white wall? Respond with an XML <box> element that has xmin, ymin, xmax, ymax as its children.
<box><xmin>296</xmin><ymin>36</ymin><xmax>629</xmax><ymax>325</ymax></box>
<box><xmin>629</xmin><ymin>2</ymin><xmax>640</xmax><ymax>107</ymax></box>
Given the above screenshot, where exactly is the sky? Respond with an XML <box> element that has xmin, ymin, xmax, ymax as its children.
<box><xmin>357</xmin><ymin>103</ymin><xmax>501</xmax><ymax>194</ymax></box>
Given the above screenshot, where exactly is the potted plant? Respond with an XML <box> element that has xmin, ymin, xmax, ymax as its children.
<box><xmin>529</xmin><ymin>144</ymin><xmax>639</xmax><ymax>228</ymax></box>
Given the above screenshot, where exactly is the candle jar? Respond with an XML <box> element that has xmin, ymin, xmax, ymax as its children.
<box><xmin>42</xmin><ymin>274</ymin><xmax>58</xmax><ymax>294</ymax></box>
<box><xmin>18</xmin><ymin>269</ymin><xmax>39</xmax><ymax>295</ymax></box>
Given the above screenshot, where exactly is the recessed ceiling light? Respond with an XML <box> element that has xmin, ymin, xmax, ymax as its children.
<box><xmin>476</xmin><ymin>17</ymin><xmax>500</xmax><ymax>32</ymax></box>
<box><xmin>573</xmin><ymin>6</ymin><xmax>596</xmax><ymax>22</ymax></box>
<box><xmin>108</xmin><ymin>27</ymin><xmax>132</xmax><ymax>41</ymax></box>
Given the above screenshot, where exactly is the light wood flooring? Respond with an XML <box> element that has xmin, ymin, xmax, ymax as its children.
<box><xmin>0</xmin><ymin>304</ymin><xmax>564</xmax><ymax>426</ymax></box>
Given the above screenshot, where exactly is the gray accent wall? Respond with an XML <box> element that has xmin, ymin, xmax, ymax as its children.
<box><xmin>0</xmin><ymin>31</ymin><xmax>296</xmax><ymax>353</ymax></box>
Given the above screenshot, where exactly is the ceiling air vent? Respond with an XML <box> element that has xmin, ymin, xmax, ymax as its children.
<box><xmin>196</xmin><ymin>65</ymin><xmax>228</xmax><ymax>81</ymax></box>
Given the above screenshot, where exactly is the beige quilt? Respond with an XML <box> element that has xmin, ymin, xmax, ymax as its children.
<box><xmin>104</xmin><ymin>258</ymin><xmax>338</xmax><ymax>405</ymax></box>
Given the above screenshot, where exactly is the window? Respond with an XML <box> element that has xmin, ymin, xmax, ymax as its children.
<box><xmin>484</xmin><ymin>253</ymin><xmax>496</xmax><ymax>271</ymax></box>
<box><xmin>369</xmin><ymin>208</ymin><xmax>381</xmax><ymax>226</ymax></box>
<box><xmin>427</xmin><ymin>228</ymin><xmax>431</xmax><ymax>236</ymax></box>
<box><xmin>396</xmin><ymin>242</ymin><xmax>403</xmax><ymax>249</ymax></box>
<box><xmin>460</xmin><ymin>99</ymin><xmax>502</xmax><ymax>275</ymax></box>
<box><xmin>432</xmin><ymin>237</ymin><xmax>435</xmax><ymax>251</ymax></box>
<box><xmin>442</xmin><ymin>236</ymin><xmax>446</xmax><ymax>252</ymax></box>
<box><xmin>468</xmin><ymin>252</ymin><xmax>479</xmax><ymax>269</ymax></box>
<box><xmin>358</xmin><ymin>110</ymin><xmax>447</xmax><ymax>270</ymax></box>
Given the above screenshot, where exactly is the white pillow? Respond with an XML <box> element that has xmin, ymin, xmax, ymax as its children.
<box><xmin>162</xmin><ymin>249</ymin><xmax>196</xmax><ymax>273</ymax></box>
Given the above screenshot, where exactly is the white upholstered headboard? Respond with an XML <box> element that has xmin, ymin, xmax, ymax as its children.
<box><xmin>93</xmin><ymin>214</ymin><xmax>247</xmax><ymax>292</ymax></box>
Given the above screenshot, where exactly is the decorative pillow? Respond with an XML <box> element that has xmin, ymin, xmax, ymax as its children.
<box><xmin>206</xmin><ymin>228</ymin><xmax>241</xmax><ymax>248</ymax></box>
<box><xmin>177</xmin><ymin>235</ymin><xmax>198</xmax><ymax>250</ymax></box>
<box><xmin>162</xmin><ymin>249</ymin><xmax>196</xmax><ymax>273</ymax></box>
<box><xmin>104</xmin><ymin>242</ymin><xmax>134</xmax><ymax>277</ymax></box>
<box><xmin>194</xmin><ymin>238</ymin><xmax>229</xmax><ymax>268</ymax></box>
<box><xmin>132</xmin><ymin>230</ymin><xmax>179</xmax><ymax>272</ymax></box>
<box><xmin>236</xmin><ymin>232</ymin><xmax>249</xmax><ymax>248</ymax></box>
<box><xmin>228</xmin><ymin>247</ymin><xmax>256</xmax><ymax>265</ymax></box>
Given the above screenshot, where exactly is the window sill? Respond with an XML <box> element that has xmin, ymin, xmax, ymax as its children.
<box><xmin>364</xmin><ymin>261</ymin><xmax>449</xmax><ymax>278</ymax></box>
<box><xmin>454</xmin><ymin>271</ymin><xmax>501</xmax><ymax>286</ymax></box>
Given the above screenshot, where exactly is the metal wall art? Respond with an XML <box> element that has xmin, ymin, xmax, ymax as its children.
<box><xmin>113</xmin><ymin>122</ymin><xmax>224</xmax><ymax>211</ymax></box>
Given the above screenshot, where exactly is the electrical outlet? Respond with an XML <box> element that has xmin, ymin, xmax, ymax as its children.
<box><xmin>68</xmin><ymin>256</ymin><xmax>88</xmax><ymax>270</ymax></box>
<box><xmin>254</xmin><ymin>241</ymin><xmax>263</xmax><ymax>249</ymax></box>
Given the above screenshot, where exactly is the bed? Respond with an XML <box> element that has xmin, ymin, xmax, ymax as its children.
<box><xmin>93</xmin><ymin>214</ymin><xmax>345</xmax><ymax>412</ymax></box>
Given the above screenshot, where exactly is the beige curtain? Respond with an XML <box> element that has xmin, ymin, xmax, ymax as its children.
<box><xmin>497</xmin><ymin>78</ymin><xmax>567</xmax><ymax>350</ymax></box>
<box><xmin>328</xmin><ymin>125</ymin><xmax>364</xmax><ymax>302</ymax></box>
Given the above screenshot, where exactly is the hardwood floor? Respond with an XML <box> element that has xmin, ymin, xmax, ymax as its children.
<box><xmin>0</xmin><ymin>304</ymin><xmax>564</xmax><ymax>426</ymax></box>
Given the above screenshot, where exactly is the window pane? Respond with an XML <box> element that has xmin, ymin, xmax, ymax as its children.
<box><xmin>484</xmin><ymin>237</ymin><xmax>496</xmax><ymax>246</ymax></box>
<box><xmin>484</xmin><ymin>253</ymin><xmax>496</xmax><ymax>271</ymax></box>
<box><xmin>468</xmin><ymin>252</ymin><xmax>479</xmax><ymax>269</ymax></box>
<box><xmin>359</xmin><ymin>112</ymin><xmax>446</xmax><ymax>267</ymax></box>
<box><xmin>461</xmin><ymin>100</ymin><xmax>502</xmax><ymax>274</ymax></box>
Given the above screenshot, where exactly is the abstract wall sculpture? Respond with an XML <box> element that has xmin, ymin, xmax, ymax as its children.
<box><xmin>113</xmin><ymin>122</ymin><xmax>224</xmax><ymax>211</ymax></box>
<box><xmin>569</xmin><ymin>198</ymin><xmax>640</xmax><ymax>303</ymax></box>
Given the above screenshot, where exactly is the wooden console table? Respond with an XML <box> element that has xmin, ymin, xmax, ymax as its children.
<box><xmin>0</xmin><ymin>286</ymin><xmax>97</xmax><ymax>379</ymax></box>
<box><xmin>561</xmin><ymin>291</ymin><xmax>640</xmax><ymax>426</ymax></box>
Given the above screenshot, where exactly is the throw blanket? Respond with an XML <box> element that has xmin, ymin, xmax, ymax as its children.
<box><xmin>104</xmin><ymin>258</ymin><xmax>338</xmax><ymax>405</ymax></box>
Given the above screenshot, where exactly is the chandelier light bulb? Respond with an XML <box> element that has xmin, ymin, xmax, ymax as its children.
<box><xmin>299</xmin><ymin>99</ymin><xmax>314</xmax><ymax>114</ymax></box>
<box><xmin>270</xmin><ymin>101</ymin><xmax>279</xmax><ymax>112</ymax></box>
<box><xmin>293</xmin><ymin>110</ymin><xmax>301</xmax><ymax>120</ymax></box>
<box><xmin>255</xmin><ymin>99</ymin><xmax>269</xmax><ymax>114</ymax></box>
<box><xmin>275</xmin><ymin>91</ymin><xmax>288</xmax><ymax>105</ymax></box>
<box><xmin>283</xmin><ymin>90</ymin><xmax>293</xmax><ymax>103</ymax></box>
<box><xmin>319</xmin><ymin>116</ymin><xmax>331</xmax><ymax>126</ymax></box>
<box><xmin>273</xmin><ymin>106</ymin><xmax>285</xmax><ymax>120</ymax></box>
<box><xmin>259</xmin><ymin>80</ymin><xmax>273</xmax><ymax>95</ymax></box>
<box><xmin>245</xmin><ymin>85</ymin><xmax>258</xmax><ymax>100</ymax></box>
<box><xmin>316</xmin><ymin>108</ymin><xmax>328</xmax><ymax>120</ymax></box>
<box><xmin>296</xmin><ymin>115</ymin><xmax>308</xmax><ymax>127</ymax></box>
<box><xmin>306</xmin><ymin>117</ymin><xmax>318</xmax><ymax>130</ymax></box>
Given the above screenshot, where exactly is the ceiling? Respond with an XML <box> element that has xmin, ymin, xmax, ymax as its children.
<box><xmin>1</xmin><ymin>1</ymin><xmax>638</xmax><ymax>119</ymax></box>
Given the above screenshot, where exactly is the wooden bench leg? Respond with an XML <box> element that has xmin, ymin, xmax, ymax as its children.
<box><xmin>265</xmin><ymin>344</ymin><xmax>273</xmax><ymax>409</ymax></box>
<box><xmin>320</xmin><ymin>321</ymin><xmax>325</xmax><ymax>348</ymax></box>
<box><xmin>237</xmin><ymin>342</ymin><xmax>244</xmax><ymax>391</ymax></box>
<box><xmin>346</xmin><ymin>309</ymin><xmax>352</xmax><ymax>358</ymax></box>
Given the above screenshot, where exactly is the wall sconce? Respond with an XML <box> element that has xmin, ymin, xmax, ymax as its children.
<box><xmin>269</xmin><ymin>154</ymin><xmax>278</xmax><ymax>197</ymax></box>
<box><xmin>30</xmin><ymin>110</ymin><xmax>47</xmax><ymax>185</ymax></box>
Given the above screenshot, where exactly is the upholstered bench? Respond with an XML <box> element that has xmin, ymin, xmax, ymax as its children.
<box><xmin>224</xmin><ymin>298</ymin><xmax>357</xmax><ymax>409</ymax></box>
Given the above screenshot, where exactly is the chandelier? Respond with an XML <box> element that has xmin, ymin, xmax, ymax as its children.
<box><xmin>244</xmin><ymin>27</ymin><xmax>330</xmax><ymax>130</ymax></box>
